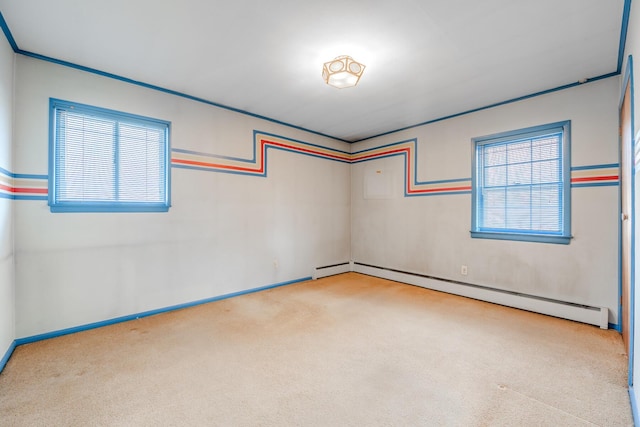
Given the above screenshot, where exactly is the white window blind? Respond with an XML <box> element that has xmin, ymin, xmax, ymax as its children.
<box><xmin>471</xmin><ymin>122</ymin><xmax>571</xmax><ymax>244</ymax></box>
<box><xmin>50</xmin><ymin>100</ymin><xmax>170</xmax><ymax>212</ymax></box>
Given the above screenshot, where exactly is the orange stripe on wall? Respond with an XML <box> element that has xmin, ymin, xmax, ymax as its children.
<box><xmin>571</xmin><ymin>175</ymin><xmax>618</xmax><ymax>183</ymax></box>
<box><xmin>0</xmin><ymin>183</ymin><xmax>48</xmax><ymax>194</ymax></box>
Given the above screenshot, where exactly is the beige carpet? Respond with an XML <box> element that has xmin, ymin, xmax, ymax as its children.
<box><xmin>0</xmin><ymin>273</ymin><xmax>633</xmax><ymax>426</ymax></box>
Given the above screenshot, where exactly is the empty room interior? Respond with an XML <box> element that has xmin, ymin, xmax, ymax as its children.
<box><xmin>1</xmin><ymin>1</ymin><xmax>640</xmax><ymax>425</ymax></box>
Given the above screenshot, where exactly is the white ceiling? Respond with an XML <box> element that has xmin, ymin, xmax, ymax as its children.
<box><xmin>0</xmin><ymin>0</ymin><xmax>627</xmax><ymax>142</ymax></box>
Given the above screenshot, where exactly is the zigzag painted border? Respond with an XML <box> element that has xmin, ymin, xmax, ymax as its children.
<box><xmin>1</xmin><ymin>131</ymin><xmax>621</xmax><ymax>202</ymax></box>
<box><xmin>171</xmin><ymin>131</ymin><xmax>351</xmax><ymax>177</ymax></box>
<box><xmin>350</xmin><ymin>139</ymin><xmax>472</xmax><ymax>196</ymax></box>
<box><xmin>0</xmin><ymin>167</ymin><xmax>48</xmax><ymax>200</ymax></box>
<box><xmin>171</xmin><ymin>131</ymin><xmax>473</xmax><ymax>196</ymax></box>
<box><xmin>172</xmin><ymin>131</ymin><xmax>619</xmax><ymax>194</ymax></box>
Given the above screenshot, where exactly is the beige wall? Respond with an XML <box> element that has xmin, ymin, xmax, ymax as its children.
<box><xmin>0</xmin><ymin>29</ymin><xmax>15</xmax><ymax>359</ymax></box>
<box><xmin>13</xmin><ymin>56</ymin><xmax>351</xmax><ymax>338</ymax></box>
<box><xmin>0</xmin><ymin>13</ymin><xmax>627</xmax><ymax>357</ymax></box>
<box><xmin>351</xmin><ymin>77</ymin><xmax>621</xmax><ymax>323</ymax></box>
<box><xmin>10</xmin><ymin>54</ymin><xmax>623</xmax><ymax>337</ymax></box>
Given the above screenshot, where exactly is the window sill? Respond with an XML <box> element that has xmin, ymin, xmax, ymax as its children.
<box><xmin>50</xmin><ymin>202</ymin><xmax>170</xmax><ymax>213</ymax></box>
<box><xmin>470</xmin><ymin>231</ymin><xmax>571</xmax><ymax>245</ymax></box>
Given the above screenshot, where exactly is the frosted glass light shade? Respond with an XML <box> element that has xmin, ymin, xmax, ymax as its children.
<box><xmin>322</xmin><ymin>56</ymin><xmax>365</xmax><ymax>89</ymax></box>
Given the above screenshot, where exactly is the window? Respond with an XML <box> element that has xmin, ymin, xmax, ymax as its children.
<box><xmin>49</xmin><ymin>99</ymin><xmax>170</xmax><ymax>212</ymax></box>
<box><xmin>471</xmin><ymin>121</ymin><xmax>571</xmax><ymax>244</ymax></box>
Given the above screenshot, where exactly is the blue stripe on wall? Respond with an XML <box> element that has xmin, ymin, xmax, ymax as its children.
<box><xmin>0</xmin><ymin>166</ymin><xmax>48</xmax><ymax>180</ymax></box>
<box><xmin>571</xmin><ymin>182</ymin><xmax>619</xmax><ymax>188</ymax></box>
<box><xmin>571</xmin><ymin>163</ymin><xmax>620</xmax><ymax>171</ymax></box>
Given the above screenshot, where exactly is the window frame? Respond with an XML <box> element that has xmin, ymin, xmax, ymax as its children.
<box><xmin>470</xmin><ymin>121</ymin><xmax>571</xmax><ymax>244</ymax></box>
<box><xmin>48</xmin><ymin>99</ymin><xmax>171</xmax><ymax>213</ymax></box>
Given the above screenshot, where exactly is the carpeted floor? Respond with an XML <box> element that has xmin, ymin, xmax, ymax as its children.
<box><xmin>0</xmin><ymin>273</ymin><xmax>633</xmax><ymax>426</ymax></box>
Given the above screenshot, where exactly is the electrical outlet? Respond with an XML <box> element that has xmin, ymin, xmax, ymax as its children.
<box><xmin>461</xmin><ymin>265</ymin><xmax>468</xmax><ymax>276</ymax></box>
<box><xmin>273</xmin><ymin>259</ymin><xmax>278</xmax><ymax>269</ymax></box>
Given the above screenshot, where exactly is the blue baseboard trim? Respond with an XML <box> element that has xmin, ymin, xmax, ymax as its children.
<box><xmin>14</xmin><ymin>276</ymin><xmax>312</xmax><ymax>346</ymax></box>
<box><xmin>610</xmin><ymin>322</ymin><xmax>622</xmax><ymax>332</ymax></box>
<box><xmin>0</xmin><ymin>340</ymin><xmax>17</xmax><ymax>374</ymax></box>
<box><xmin>630</xmin><ymin>386</ymin><xmax>640</xmax><ymax>426</ymax></box>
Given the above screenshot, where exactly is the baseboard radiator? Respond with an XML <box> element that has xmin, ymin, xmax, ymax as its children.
<box><xmin>313</xmin><ymin>262</ymin><xmax>352</xmax><ymax>280</ymax></box>
<box><xmin>346</xmin><ymin>262</ymin><xmax>609</xmax><ymax>329</ymax></box>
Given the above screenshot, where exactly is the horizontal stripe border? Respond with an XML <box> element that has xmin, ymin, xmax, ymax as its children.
<box><xmin>570</xmin><ymin>163</ymin><xmax>619</xmax><ymax>187</ymax></box>
<box><xmin>0</xmin><ymin>137</ymin><xmax>619</xmax><ymax>201</ymax></box>
<box><xmin>0</xmin><ymin>166</ymin><xmax>48</xmax><ymax>199</ymax></box>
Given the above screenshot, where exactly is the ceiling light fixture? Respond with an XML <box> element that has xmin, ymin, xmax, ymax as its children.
<box><xmin>322</xmin><ymin>55</ymin><xmax>366</xmax><ymax>89</ymax></box>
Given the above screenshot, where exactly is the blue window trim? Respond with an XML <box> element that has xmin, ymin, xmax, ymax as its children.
<box><xmin>471</xmin><ymin>121</ymin><xmax>572</xmax><ymax>244</ymax></box>
<box><xmin>49</xmin><ymin>99</ymin><xmax>171</xmax><ymax>213</ymax></box>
